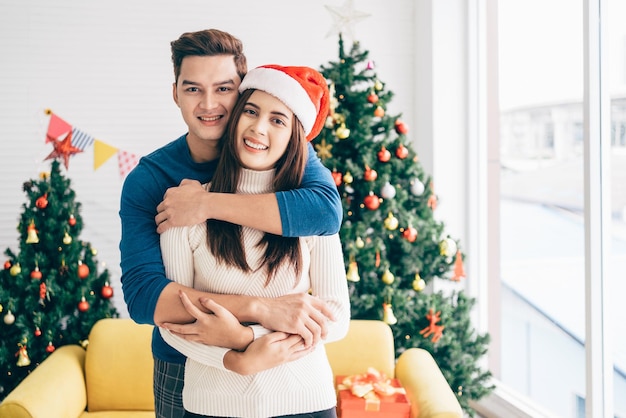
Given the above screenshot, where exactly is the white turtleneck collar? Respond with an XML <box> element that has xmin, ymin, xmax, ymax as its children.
<box><xmin>236</xmin><ymin>168</ymin><xmax>276</xmax><ymax>195</ymax></box>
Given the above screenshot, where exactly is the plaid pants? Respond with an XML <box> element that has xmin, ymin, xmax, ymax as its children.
<box><xmin>153</xmin><ymin>358</ymin><xmax>185</xmax><ymax>418</ymax></box>
<box><xmin>155</xmin><ymin>357</ymin><xmax>337</xmax><ymax>418</ymax></box>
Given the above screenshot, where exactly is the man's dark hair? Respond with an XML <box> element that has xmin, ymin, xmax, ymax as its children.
<box><xmin>170</xmin><ymin>29</ymin><xmax>247</xmax><ymax>83</ymax></box>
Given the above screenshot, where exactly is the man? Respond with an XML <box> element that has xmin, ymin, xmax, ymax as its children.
<box><xmin>119</xmin><ymin>29</ymin><xmax>342</xmax><ymax>417</ymax></box>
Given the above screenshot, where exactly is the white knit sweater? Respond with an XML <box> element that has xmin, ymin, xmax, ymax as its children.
<box><xmin>159</xmin><ymin>168</ymin><xmax>350</xmax><ymax>418</ymax></box>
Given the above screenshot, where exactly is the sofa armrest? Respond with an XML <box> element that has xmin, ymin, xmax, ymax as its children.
<box><xmin>395</xmin><ymin>348</ymin><xmax>463</xmax><ymax>418</ymax></box>
<box><xmin>0</xmin><ymin>345</ymin><xmax>87</xmax><ymax>418</ymax></box>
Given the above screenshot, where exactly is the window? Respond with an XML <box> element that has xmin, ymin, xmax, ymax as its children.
<box><xmin>486</xmin><ymin>0</ymin><xmax>625</xmax><ymax>416</ymax></box>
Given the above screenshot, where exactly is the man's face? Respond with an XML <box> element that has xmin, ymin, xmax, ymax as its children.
<box><xmin>173</xmin><ymin>55</ymin><xmax>241</xmax><ymax>148</ymax></box>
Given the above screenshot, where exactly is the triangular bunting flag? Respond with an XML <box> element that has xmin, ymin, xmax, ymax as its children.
<box><xmin>45</xmin><ymin>110</ymin><xmax>72</xmax><ymax>143</ymax></box>
<box><xmin>72</xmin><ymin>127</ymin><xmax>95</xmax><ymax>150</ymax></box>
<box><xmin>94</xmin><ymin>139</ymin><xmax>118</xmax><ymax>170</ymax></box>
<box><xmin>118</xmin><ymin>150</ymin><xmax>139</xmax><ymax>178</ymax></box>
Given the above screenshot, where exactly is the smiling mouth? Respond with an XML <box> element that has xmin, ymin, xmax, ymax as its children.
<box><xmin>244</xmin><ymin>138</ymin><xmax>268</xmax><ymax>150</ymax></box>
<box><xmin>198</xmin><ymin>115</ymin><xmax>221</xmax><ymax>122</ymax></box>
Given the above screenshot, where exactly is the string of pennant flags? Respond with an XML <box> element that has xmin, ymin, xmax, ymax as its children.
<box><xmin>43</xmin><ymin>109</ymin><xmax>139</xmax><ymax>178</ymax></box>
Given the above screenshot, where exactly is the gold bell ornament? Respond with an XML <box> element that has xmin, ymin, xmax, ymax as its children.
<box><xmin>346</xmin><ymin>261</ymin><xmax>360</xmax><ymax>282</ymax></box>
<box><xmin>26</xmin><ymin>222</ymin><xmax>39</xmax><ymax>244</ymax></box>
<box><xmin>381</xmin><ymin>269</ymin><xmax>395</xmax><ymax>285</ymax></box>
<box><xmin>382</xmin><ymin>303</ymin><xmax>398</xmax><ymax>325</ymax></box>
<box><xmin>384</xmin><ymin>212</ymin><xmax>399</xmax><ymax>231</ymax></box>
<box><xmin>9</xmin><ymin>263</ymin><xmax>21</xmax><ymax>276</ymax></box>
<box><xmin>412</xmin><ymin>272</ymin><xmax>426</xmax><ymax>291</ymax></box>
<box><xmin>63</xmin><ymin>232</ymin><xmax>72</xmax><ymax>245</ymax></box>
<box><xmin>343</xmin><ymin>171</ymin><xmax>353</xmax><ymax>184</ymax></box>
<box><xmin>16</xmin><ymin>344</ymin><xmax>31</xmax><ymax>367</ymax></box>
<box><xmin>335</xmin><ymin>123</ymin><xmax>350</xmax><ymax>139</ymax></box>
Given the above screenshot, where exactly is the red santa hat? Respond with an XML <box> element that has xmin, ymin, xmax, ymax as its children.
<box><xmin>238</xmin><ymin>64</ymin><xmax>330</xmax><ymax>141</ymax></box>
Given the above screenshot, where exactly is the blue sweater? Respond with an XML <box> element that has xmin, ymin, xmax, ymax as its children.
<box><xmin>119</xmin><ymin>134</ymin><xmax>342</xmax><ymax>363</ymax></box>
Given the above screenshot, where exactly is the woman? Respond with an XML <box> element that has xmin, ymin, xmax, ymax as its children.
<box><xmin>159</xmin><ymin>64</ymin><xmax>350</xmax><ymax>418</ymax></box>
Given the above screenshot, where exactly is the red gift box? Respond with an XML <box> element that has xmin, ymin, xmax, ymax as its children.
<box><xmin>336</xmin><ymin>372</ymin><xmax>410</xmax><ymax>418</ymax></box>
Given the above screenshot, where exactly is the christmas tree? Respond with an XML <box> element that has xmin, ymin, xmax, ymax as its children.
<box><xmin>0</xmin><ymin>158</ymin><xmax>118</xmax><ymax>400</ymax></box>
<box><xmin>315</xmin><ymin>36</ymin><xmax>493</xmax><ymax>413</ymax></box>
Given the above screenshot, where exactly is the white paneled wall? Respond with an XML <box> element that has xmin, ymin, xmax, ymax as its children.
<box><xmin>0</xmin><ymin>0</ymin><xmax>419</xmax><ymax>316</ymax></box>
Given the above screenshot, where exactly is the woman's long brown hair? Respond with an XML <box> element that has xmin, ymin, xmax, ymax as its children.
<box><xmin>206</xmin><ymin>89</ymin><xmax>308</xmax><ymax>286</ymax></box>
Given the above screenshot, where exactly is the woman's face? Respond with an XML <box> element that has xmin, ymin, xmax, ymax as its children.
<box><xmin>235</xmin><ymin>90</ymin><xmax>293</xmax><ymax>171</ymax></box>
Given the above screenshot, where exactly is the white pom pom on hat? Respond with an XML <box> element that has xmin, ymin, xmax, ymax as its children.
<box><xmin>238</xmin><ymin>64</ymin><xmax>330</xmax><ymax>141</ymax></box>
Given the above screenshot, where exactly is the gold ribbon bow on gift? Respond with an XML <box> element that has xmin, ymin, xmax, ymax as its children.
<box><xmin>337</xmin><ymin>367</ymin><xmax>406</xmax><ymax>411</ymax></box>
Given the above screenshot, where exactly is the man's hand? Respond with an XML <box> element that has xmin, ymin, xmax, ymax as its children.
<box><xmin>254</xmin><ymin>293</ymin><xmax>336</xmax><ymax>348</ymax></box>
<box><xmin>223</xmin><ymin>332</ymin><xmax>312</xmax><ymax>375</ymax></box>
<box><xmin>156</xmin><ymin>179</ymin><xmax>209</xmax><ymax>233</ymax></box>
<box><xmin>161</xmin><ymin>291</ymin><xmax>253</xmax><ymax>350</ymax></box>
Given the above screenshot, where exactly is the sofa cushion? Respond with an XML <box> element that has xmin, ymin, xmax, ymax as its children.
<box><xmin>85</xmin><ymin>318</ymin><xmax>155</xmax><ymax>412</ymax></box>
<box><xmin>324</xmin><ymin>320</ymin><xmax>396</xmax><ymax>379</ymax></box>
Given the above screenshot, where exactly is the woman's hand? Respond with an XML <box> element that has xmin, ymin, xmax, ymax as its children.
<box><xmin>161</xmin><ymin>291</ymin><xmax>253</xmax><ymax>351</ymax></box>
<box><xmin>223</xmin><ymin>332</ymin><xmax>313</xmax><ymax>375</ymax></box>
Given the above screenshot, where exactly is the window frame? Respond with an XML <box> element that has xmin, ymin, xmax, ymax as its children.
<box><xmin>468</xmin><ymin>0</ymin><xmax>615</xmax><ymax>416</ymax></box>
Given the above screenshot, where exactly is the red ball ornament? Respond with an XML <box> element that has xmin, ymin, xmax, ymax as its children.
<box><xmin>331</xmin><ymin>170</ymin><xmax>343</xmax><ymax>187</ymax></box>
<box><xmin>363</xmin><ymin>192</ymin><xmax>381</xmax><ymax>210</ymax></box>
<box><xmin>101</xmin><ymin>283</ymin><xmax>114</xmax><ymax>299</ymax></box>
<box><xmin>78</xmin><ymin>297</ymin><xmax>89</xmax><ymax>312</ymax></box>
<box><xmin>403</xmin><ymin>226</ymin><xmax>418</xmax><ymax>243</ymax></box>
<box><xmin>68</xmin><ymin>214</ymin><xmax>77</xmax><ymax>226</ymax></box>
<box><xmin>35</xmin><ymin>193</ymin><xmax>49</xmax><ymax>209</ymax></box>
<box><xmin>367</xmin><ymin>93</ymin><xmax>378</xmax><ymax>103</ymax></box>
<box><xmin>394</xmin><ymin>120</ymin><xmax>409</xmax><ymax>135</ymax></box>
<box><xmin>395</xmin><ymin>144</ymin><xmax>409</xmax><ymax>159</ymax></box>
<box><xmin>374</xmin><ymin>106</ymin><xmax>385</xmax><ymax>118</ymax></box>
<box><xmin>377</xmin><ymin>147</ymin><xmax>391</xmax><ymax>163</ymax></box>
<box><xmin>3</xmin><ymin>260</ymin><xmax>11</xmax><ymax>270</ymax></box>
<box><xmin>78</xmin><ymin>263</ymin><xmax>89</xmax><ymax>279</ymax></box>
<box><xmin>363</xmin><ymin>166</ymin><xmax>378</xmax><ymax>182</ymax></box>
<box><xmin>34</xmin><ymin>327</ymin><xmax>42</xmax><ymax>337</ymax></box>
<box><xmin>30</xmin><ymin>267</ymin><xmax>42</xmax><ymax>280</ymax></box>
<box><xmin>46</xmin><ymin>342</ymin><xmax>56</xmax><ymax>353</ymax></box>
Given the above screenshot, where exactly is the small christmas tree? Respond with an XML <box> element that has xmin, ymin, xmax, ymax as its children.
<box><xmin>0</xmin><ymin>158</ymin><xmax>118</xmax><ymax>400</ymax></box>
<box><xmin>315</xmin><ymin>35</ymin><xmax>493</xmax><ymax>413</ymax></box>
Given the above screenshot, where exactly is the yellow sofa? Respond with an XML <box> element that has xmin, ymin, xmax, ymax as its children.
<box><xmin>0</xmin><ymin>318</ymin><xmax>462</xmax><ymax>418</ymax></box>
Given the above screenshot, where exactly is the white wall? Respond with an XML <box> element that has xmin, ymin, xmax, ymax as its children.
<box><xmin>0</xmin><ymin>0</ymin><xmax>427</xmax><ymax>316</ymax></box>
